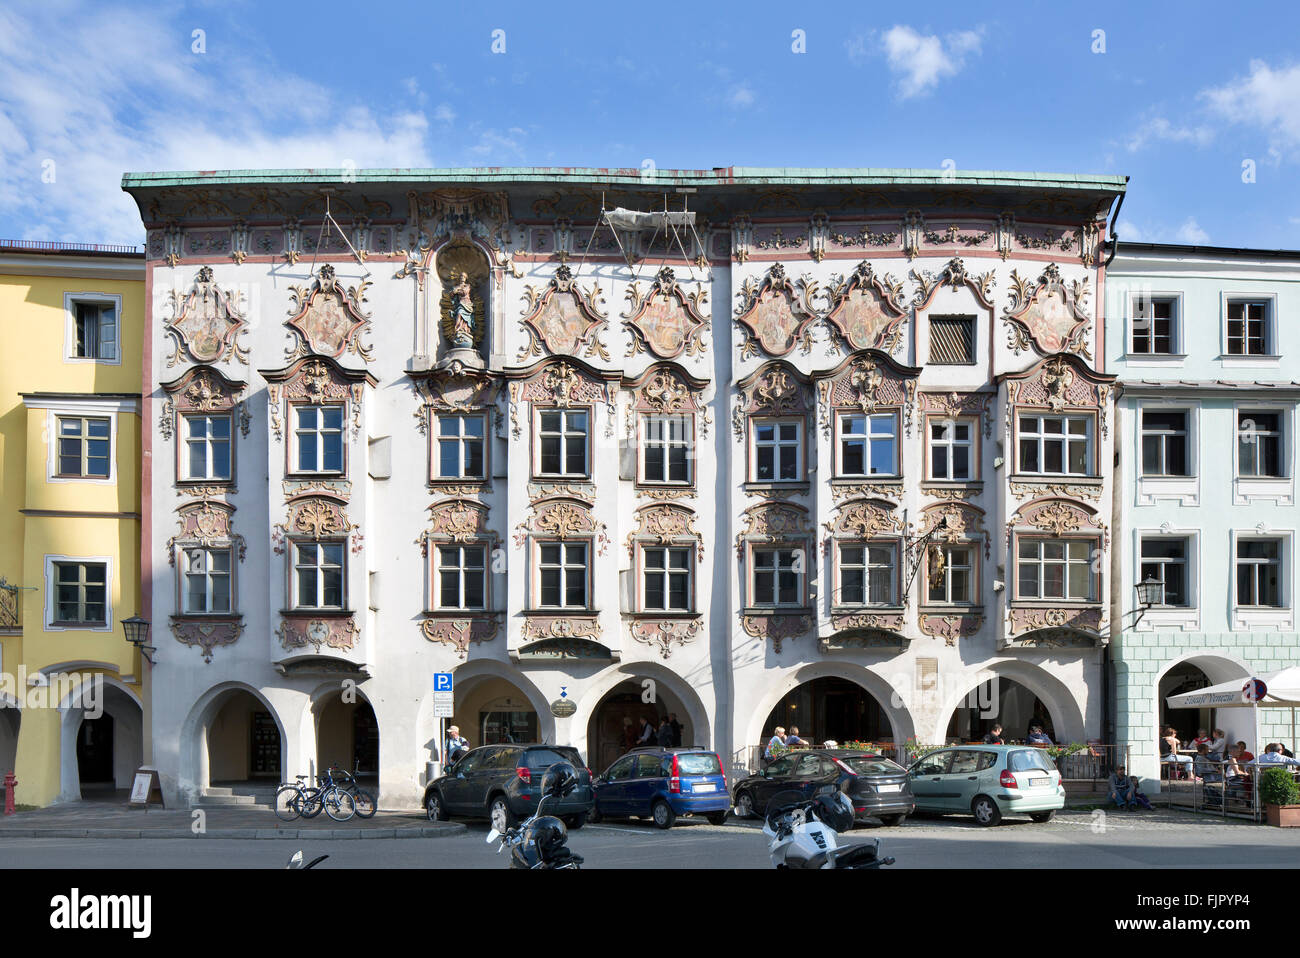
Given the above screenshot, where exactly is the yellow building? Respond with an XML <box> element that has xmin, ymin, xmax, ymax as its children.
<box><xmin>0</xmin><ymin>240</ymin><xmax>145</xmax><ymax>807</ymax></box>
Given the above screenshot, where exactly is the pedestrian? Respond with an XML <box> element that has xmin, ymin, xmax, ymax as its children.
<box><xmin>982</xmin><ymin>724</ymin><xmax>1004</xmax><ymax>745</ymax></box>
<box><xmin>668</xmin><ymin>712</ymin><xmax>683</xmax><ymax>747</ymax></box>
<box><xmin>764</xmin><ymin>726</ymin><xmax>788</xmax><ymax>760</ymax></box>
<box><xmin>657</xmin><ymin>716</ymin><xmax>673</xmax><ymax>747</ymax></box>
<box><xmin>1107</xmin><ymin>765</ymin><xmax>1136</xmax><ymax>809</ymax></box>
<box><xmin>445</xmin><ymin>725</ymin><xmax>470</xmax><ymax>764</ymax></box>
<box><xmin>621</xmin><ymin>716</ymin><xmax>637</xmax><ymax>750</ymax></box>
<box><xmin>637</xmin><ymin>715</ymin><xmax>656</xmax><ymax>747</ymax></box>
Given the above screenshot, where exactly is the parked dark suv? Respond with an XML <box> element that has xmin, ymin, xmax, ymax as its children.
<box><xmin>423</xmin><ymin>744</ymin><xmax>594</xmax><ymax>832</ymax></box>
<box><xmin>732</xmin><ymin>749</ymin><xmax>914</xmax><ymax>826</ymax></box>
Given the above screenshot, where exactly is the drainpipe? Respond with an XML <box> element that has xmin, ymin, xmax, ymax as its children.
<box><xmin>1106</xmin><ymin>384</ymin><xmax>1125</xmax><ymax>751</ymax></box>
<box><xmin>1103</xmin><ymin>180</ymin><xmax>1129</xmax><ymax>269</ymax></box>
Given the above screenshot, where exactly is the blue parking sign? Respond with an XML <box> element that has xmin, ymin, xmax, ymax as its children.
<box><xmin>434</xmin><ymin>672</ymin><xmax>454</xmax><ymax>692</ymax></box>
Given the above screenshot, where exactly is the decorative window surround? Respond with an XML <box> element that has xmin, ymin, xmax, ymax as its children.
<box><xmin>1230</xmin><ymin>528</ymin><xmax>1294</xmax><ymax>631</ymax></box>
<box><xmin>24</xmin><ymin>396</ymin><xmax>138</xmax><ymax>487</ymax></box>
<box><xmin>1132</xmin><ymin>527</ymin><xmax>1201</xmax><ymax>632</ymax></box>
<box><xmin>43</xmin><ymin>554</ymin><xmax>113</xmax><ymax>633</ymax></box>
<box><xmin>1135</xmin><ymin>400</ymin><xmax>1200</xmax><ymax>506</ymax></box>
<box><xmin>1232</xmin><ymin>401</ymin><xmax>1295</xmax><ymax>506</ymax></box>
<box><xmin>63</xmin><ymin>292</ymin><xmax>122</xmax><ymax>365</ymax></box>
<box><xmin>1219</xmin><ymin>292</ymin><xmax>1280</xmax><ymax>364</ymax></box>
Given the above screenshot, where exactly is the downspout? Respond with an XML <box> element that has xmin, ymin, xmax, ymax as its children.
<box><xmin>1106</xmin><ymin>383</ymin><xmax>1125</xmax><ymax>750</ymax></box>
<box><xmin>1103</xmin><ymin>180</ymin><xmax>1129</xmax><ymax>269</ymax></box>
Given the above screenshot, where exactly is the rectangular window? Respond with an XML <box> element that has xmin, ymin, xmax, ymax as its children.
<box><xmin>1132</xmin><ymin>297</ymin><xmax>1176</xmax><ymax>354</ymax></box>
<box><xmin>753</xmin><ymin>548</ymin><xmax>803</xmax><ymax>608</ymax></box>
<box><xmin>538</xmin><ymin>410</ymin><xmax>589</xmax><ymax>477</ymax></box>
<box><xmin>537</xmin><ymin>542</ymin><xmax>589</xmax><ymax>609</ymax></box>
<box><xmin>182</xmin><ymin>548</ymin><xmax>232</xmax><ymax>614</ymax></box>
<box><xmin>753</xmin><ymin>419</ymin><xmax>802</xmax><ymax>482</ymax></box>
<box><xmin>927</xmin><ymin>545</ymin><xmax>974</xmax><ymax>605</ymax></box>
<box><xmin>1140</xmin><ymin>410</ymin><xmax>1189</xmax><ymax>477</ymax></box>
<box><xmin>182</xmin><ymin>414</ymin><xmax>232</xmax><ymax>481</ymax></box>
<box><xmin>642</xmin><ymin>547</ymin><xmax>692</xmax><ymax>611</ymax></box>
<box><xmin>1016</xmin><ymin>539</ymin><xmax>1095</xmax><ymax>601</ymax></box>
<box><xmin>1237</xmin><ymin>539</ymin><xmax>1282</xmax><ymax>608</ymax></box>
<box><xmin>52</xmin><ymin>561</ymin><xmax>108</xmax><ymax>625</ymax></box>
<box><xmin>928</xmin><ymin>315</ymin><xmax>975</xmax><ymax>364</ymax></box>
<box><xmin>1227</xmin><ymin>300</ymin><xmax>1269</xmax><ymax>355</ymax></box>
<box><xmin>838</xmin><ymin>412</ymin><xmax>897</xmax><ymax>477</ymax></box>
<box><xmin>294</xmin><ymin>405</ymin><xmax>344</xmax><ymax>474</ymax></box>
<box><xmin>641</xmin><ymin>415</ymin><xmax>692</xmax><ymax>484</ymax></box>
<box><xmin>436</xmin><ymin>544</ymin><xmax>486</xmax><ymax>610</ymax></box>
<box><xmin>72</xmin><ymin>301</ymin><xmax>118</xmax><ymax>361</ymax></box>
<box><xmin>1238</xmin><ymin>410</ymin><xmax>1283</xmax><ymax>478</ymax></box>
<box><xmin>56</xmin><ymin>416</ymin><xmax>111</xmax><ymax>478</ymax></box>
<box><xmin>929</xmin><ymin>419</ymin><xmax>974</xmax><ymax>480</ymax></box>
<box><xmin>1018</xmin><ymin>414</ymin><xmax>1092</xmax><ymax>476</ymax></box>
<box><xmin>436</xmin><ymin>414</ymin><xmax>486</xmax><ymax>480</ymax></box>
<box><xmin>837</xmin><ymin>543</ymin><xmax>896</xmax><ymax>606</ymax></box>
<box><xmin>294</xmin><ymin>542</ymin><xmax>345</xmax><ymax>609</ymax></box>
<box><xmin>1139</xmin><ymin>537</ymin><xmax>1189</xmax><ymax>608</ymax></box>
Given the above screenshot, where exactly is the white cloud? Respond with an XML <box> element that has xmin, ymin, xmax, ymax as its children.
<box><xmin>1124</xmin><ymin>116</ymin><xmax>1215</xmax><ymax>153</ymax></box>
<box><xmin>1175</xmin><ymin>218</ymin><xmax>1209</xmax><ymax>244</ymax></box>
<box><xmin>1202</xmin><ymin>60</ymin><xmax>1300</xmax><ymax>148</ymax></box>
<box><xmin>0</xmin><ymin>3</ymin><xmax>526</xmax><ymax>244</ymax></box>
<box><xmin>728</xmin><ymin>84</ymin><xmax>756</xmax><ymax>108</ymax></box>
<box><xmin>878</xmin><ymin>25</ymin><xmax>984</xmax><ymax>99</ymax></box>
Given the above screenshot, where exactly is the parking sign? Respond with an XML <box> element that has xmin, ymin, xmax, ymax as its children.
<box><xmin>435</xmin><ymin>672</ymin><xmax>453</xmax><ymax>692</ymax></box>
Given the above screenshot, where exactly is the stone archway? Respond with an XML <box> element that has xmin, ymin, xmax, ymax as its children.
<box><xmin>1155</xmin><ymin>653</ymin><xmax>1252</xmax><ymax>749</ymax></box>
<box><xmin>311</xmin><ymin>687</ymin><xmax>379</xmax><ymax>784</ymax></box>
<box><xmin>57</xmin><ymin>677</ymin><xmax>142</xmax><ymax>802</ymax></box>
<box><xmin>179</xmin><ymin>683</ymin><xmax>289</xmax><ymax>797</ymax></box>
<box><xmin>935</xmin><ymin>661</ymin><xmax>1086</xmax><ymax>747</ymax></box>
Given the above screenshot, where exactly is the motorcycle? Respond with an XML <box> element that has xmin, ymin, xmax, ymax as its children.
<box><xmin>285</xmin><ymin>850</ymin><xmax>329</xmax><ymax>869</ymax></box>
<box><xmin>485</xmin><ymin>761</ymin><xmax>585</xmax><ymax>870</ymax></box>
<box><xmin>762</xmin><ymin>785</ymin><xmax>896</xmax><ymax>870</ymax></box>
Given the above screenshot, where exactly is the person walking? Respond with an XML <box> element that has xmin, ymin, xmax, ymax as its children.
<box><xmin>637</xmin><ymin>715</ymin><xmax>656</xmax><ymax>747</ymax></box>
<box><xmin>657</xmin><ymin>716</ymin><xmax>674</xmax><ymax>747</ymax></box>
<box><xmin>668</xmin><ymin>713</ymin><xmax>683</xmax><ymax>747</ymax></box>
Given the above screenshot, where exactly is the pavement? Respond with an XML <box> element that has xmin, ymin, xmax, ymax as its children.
<box><xmin>0</xmin><ymin>800</ymin><xmax>465</xmax><ymax>840</ymax></box>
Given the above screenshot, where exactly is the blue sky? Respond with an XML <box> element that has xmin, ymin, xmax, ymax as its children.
<box><xmin>2</xmin><ymin>0</ymin><xmax>1299</xmax><ymax>248</ymax></box>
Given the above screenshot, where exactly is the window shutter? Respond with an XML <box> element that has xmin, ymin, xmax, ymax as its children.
<box><xmin>619</xmin><ymin>438</ymin><xmax>636</xmax><ymax>480</ymax></box>
<box><xmin>928</xmin><ymin>316</ymin><xmax>975</xmax><ymax>364</ymax></box>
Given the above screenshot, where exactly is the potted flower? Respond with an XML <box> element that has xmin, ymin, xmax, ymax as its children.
<box><xmin>1259</xmin><ymin>767</ymin><xmax>1300</xmax><ymax>827</ymax></box>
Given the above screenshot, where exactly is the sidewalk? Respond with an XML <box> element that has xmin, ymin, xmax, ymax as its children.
<box><xmin>0</xmin><ymin>802</ymin><xmax>466</xmax><ymax>840</ymax></box>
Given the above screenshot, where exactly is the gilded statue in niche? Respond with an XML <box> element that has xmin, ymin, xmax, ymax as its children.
<box><xmin>436</xmin><ymin>241</ymin><xmax>488</xmax><ymax>355</ymax></box>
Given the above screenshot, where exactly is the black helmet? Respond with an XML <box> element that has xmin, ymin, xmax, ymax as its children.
<box><xmin>812</xmin><ymin>792</ymin><xmax>854</xmax><ymax>833</ymax></box>
<box><xmin>540</xmin><ymin>761</ymin><xmax>578</xmax><ymax>799</ymax></box>
<box><xmin>522</xmin><ymin>815</ymin><xmax>569</xmax><ymax>862</ymax></box>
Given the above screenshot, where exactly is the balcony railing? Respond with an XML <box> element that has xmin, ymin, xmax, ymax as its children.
<box><xmin>0</xmin><ymin>239</ymin><xmax>142</xmax><ymax>255</ymax></box>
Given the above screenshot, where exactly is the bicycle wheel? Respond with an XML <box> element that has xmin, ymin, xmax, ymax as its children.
<box><xmin>275</xmin><ymin>785</ymin><xmax>304</xmax><ymax>822</ymax></box>
<box><xmin>351</xmin><ymin>789</ymin><xmax>377</xmax><ymax>818</ymax></box>
<box><xmin>325</xmin><ymin>787</ymin><xmax>356</xmax><ymax>822</ymax></box>
<box><xmin>300</xmin><ymin>787</ymin><xmax>325</xmax><ymax>819</ymax></box>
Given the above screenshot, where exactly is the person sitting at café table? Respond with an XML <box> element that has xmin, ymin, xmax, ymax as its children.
<box><xmin>1251</xmin><ymin>743</ymin><xmax>1300</xmax><ymax>766</ymax></box>
<box><xmin>982</xmin><ymin>724</ymin><xmax>1004</xmax><ymax>745</ymax></box>
<box><xmin>1208</xmin><ymin>728</ymin><xmax>1228</xmax><ymax>761</ymax></box>
<box><xmin>1191</xmin><ymin>728</ymin><xmax>1211</xmax><ymax>749</ymax></box>
<box><xmin>1281</xmin><ymin>743</ymin><xmax>1296</xmax><ymax>759</ymax></box>
<box><xmin>784</xmin><ymin>726</ymin><xmax>807</xmax><ymax>748</ymax></box>
<box><xmin>1026</xmin><ymin>725</ymin><xmax>1053</xmax><ymax>746</ymax></box>
<box><xmin>1235</xmin><ymin>740</ymin><xmax>1254</xmax><ymax>763</ymax></box>
<box><xmin>1193</xmin><ymin>743</ymin><xmax>1223</xmax><ymax>783</ymax></box>
<box><xmin>1107</xmin><ymin>765</ymin><xmax>1137</xmax><ymax>809</ymax></box>
<box><xmin>1159</xmin><ymin>726</ymin><xmax>1194</xmax><ymax>775</ymax></box>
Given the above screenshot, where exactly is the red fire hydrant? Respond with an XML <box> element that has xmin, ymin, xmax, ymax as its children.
<box><xmin>4</xmin><ymin>770</ymin><xmax>16</xmax><ymax>815</ymax></box>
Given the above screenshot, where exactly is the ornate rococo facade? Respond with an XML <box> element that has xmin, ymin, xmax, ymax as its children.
<box><xmin>125</xmin><ymin>168</ymin><xmax>1125</xmax><ymax>806</ymax></box>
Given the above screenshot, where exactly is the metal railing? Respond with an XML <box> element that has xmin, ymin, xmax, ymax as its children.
<box><xmin>0</xmin><ymin>239</ymin><xmax>142</xmax><ymax>255</ymax></box>
<box><xmin>1161</xmin><ymin>758</ymin><xmax>1263</xmax><ymax>822</ymax></box>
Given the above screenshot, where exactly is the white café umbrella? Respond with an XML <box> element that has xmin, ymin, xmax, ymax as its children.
<box><xmin>1165</xmin><ymin>666</ymin><xmax>1300</xmax><ymax>756</ymax></box>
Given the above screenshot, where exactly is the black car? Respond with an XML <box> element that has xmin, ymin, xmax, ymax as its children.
<box><xmin>423</xmin><ymin>744</ymin><xmax>594</xmax><ymax>832</ymax></box>
<box><xmin>731</xmin><ymin>749</ymin><xmax>915</xmax><ymax>826</ymax></box>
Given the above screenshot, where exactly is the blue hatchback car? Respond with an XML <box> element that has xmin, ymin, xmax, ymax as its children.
<box><xmin>590</xmin><ymin>747</ymin><xmax>730</xmax><ymax>828</ymax></box>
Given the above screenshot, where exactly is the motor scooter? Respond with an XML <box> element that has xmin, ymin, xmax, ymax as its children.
<box><xmin>762</xmin><ymin>785</ymin><xmax>896</xmax><ymax>870</ymax></box>
<box><xmin>485</xmin><ymin>761</ymin><xmax>585</xmax><ymax>869</ymax></box>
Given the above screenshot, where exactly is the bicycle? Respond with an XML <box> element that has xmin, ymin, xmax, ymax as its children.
<box><xmin>330</xmin><ymin>763</ymin><xmax>377</xmax><ymax>819</ymax></box>
<box><xmin>274</xmin><ymin>775</ymin><xmax>322</xmax><ymax>822</ymax></box>
<box><xmin>306</xmin><ymin>767</ymin><xmax>356</xmax><ymax>822</ymax></box>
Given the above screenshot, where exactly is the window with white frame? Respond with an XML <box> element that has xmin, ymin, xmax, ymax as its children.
<box><xmin>641</xmin><ymin>414</ymin><xmax>692</xmax><ymax>484</ymax></box>
<box><xmin>1131</xmin><ymin>296</ymin><xmax>1177</xmax><ymax>354</ymax></box>
<box><xmin>52</xmin><ymin>561</ymin><xmax>108</xmax><ymax>626</ymax></box>
<box><xmin>927</xmin><ymin>544</ymin><xmax>975</xmax><ymax>605</ymax></box>
<box><xmin>1236</xmin><ymin>538</ymin><xmax>1283</xmax><ymax>608</ymax></box>
<box><xmin>752</xmin><ymin>419</ymin><xmax>803</xmax><ymax>482</ymax></box>
<box><xmin>537</xmin><ymin>409</ymin><xmax>589</xmax><ymax>478</ymax></box>
<box><xmin>1140</xmin><ymin>410</ymin><xmax>1189</xmax><ymax>477</ymax></box>
<box><xmin>435</xmin><ymin>544</ymin><xmax>486</xmax><ymax>610</ymax></box>
<box><xmin>56</xmin><ymin>416</ymin><xmax>111</xmax><ymax>478</ymax></box>
<box><xmin>1017</xmin><ymin>414</ymin><xmax>1092</xmax><ymax>476</ymax></box>
<box><xmin>838</xmin><ymin>412</ymin><xmax>897</xmax><ymax>477</ymax></box>
<box><xmin>536</xmin><ymin>541</ymin><xmax>589</xmax><ymax>608</ymax></box>
<box><xmin>435</xmin><ymin>413</ymin><xmax>486</xmax><ymax>480</ymax></box>
<box><xmin>752</xmin><ymin>548</ymin><xmax>803</xmax><ymax>607</ymax></box>
<box><xmin>929</xmin><ymin>418</ymin><xmax>975</xmax><ymax>480</ymax></box>
<box><xmin>293</xmin><ymin>542</ymin><xmax>345</xmax><ymax>609</ymax></box>
<box><xmin>1139</xmin><ymin>537</ymin><xmax>1190</xmax><ymax>607</ymax></box>
<box><xmin>837</xmin><ymin>542</ymin><xmax>896</xmax><ymax>606</ymax></box>
<box><xmin>68</xmin><ymin>298</ymin><xmax>119</xmax><ymax>362</ymax></box>
<box><xmin>182</xmin><ymin>413</ymin><xmax>232</xmax><ymax>481</ymax></box>
<box><xmin>1238</xmin><ymin>410</ymin><xmax>1284</xmax><ymax>478</ymax></box>
<box><xmin>1227</xmin><ymin>300</ymin><xmax>1270</xmax><ymax>355</ymax></box>
<box><xmin>293</xmin><ymin>405</ymin><xmax>345</xmax><ymax>474</ymax></box>
<box><xmin>1016</xmin><ymin>538</ymin><xmax>1095</xmax><ymax>601</ymax></box>
<box><xmin>642</xmin><ymin>546</ymin><xmax>692</xmax><ymax>611</ymax></box>
<box><xmin>182</xmin><ymin>547</ymin><xmax>232</xmax><ymax>614</ymax></box>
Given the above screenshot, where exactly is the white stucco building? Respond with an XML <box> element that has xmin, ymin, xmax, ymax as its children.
<box><xmin>122</xmin><ymin>168</ymin><xmax>1128</xmax><ymax>807</ymax></box>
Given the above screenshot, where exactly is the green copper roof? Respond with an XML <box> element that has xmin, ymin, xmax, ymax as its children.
<box><xmin>121</xmin><ymin>166</ymin><xmax>1127</xmax><ymax>193</ymax></box>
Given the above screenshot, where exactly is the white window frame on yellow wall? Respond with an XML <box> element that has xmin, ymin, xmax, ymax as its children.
<box><xmin>43</xmin><ymin>553</ymin><xmax>114</xmax><ymax>633</ymax></box>
<box><xmin>63</xmin><ymin>291</ymin><xmax>123</xmax><ymax>366</ymax></box>
<box><xmin>22</xmin><ymin>395</ymin><xmax>139</xmax><ymax>487</ymax></box>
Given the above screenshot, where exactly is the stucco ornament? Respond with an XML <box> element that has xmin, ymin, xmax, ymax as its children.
<box><xmin>629</xmin><ymin>619</ymin><xmax>701</xmax><ymax>659</ymax></box>
<box><xmin>733</xmin><ymin>263</ymin><xmax>819</xmax><ymax>359</ymax></box>
<box><xmin>170</xmin><ymin>617</ymin><xmax>243</xmax><ymax>664</ymax></box>
<box><xmin>1003</xmin><ymin>263</ymin><xmax>1092</xmax><ymax>358</ymax></box>
<box><xmin>518</xmin><ymin>265</ymin><xmax>610</xmax><ymax>361</ymax></box>
<box><xmin>285</xmin><ymin>264</ymin><xmax>375</xmax><ymax>362</ymax></box>
<box><xmin>165</xmin><ymin>266</ymin><xmax>250</xmax><ymax>367</ymax></box>
<box><xmin>622</xmin><ymin>267</ymin><xmax>710</xmax><ymax>359</ymax></box>
<box><xmin>821</xmin><ymin>261</ymin><xmax>907</xmax><ymax>354</ymax></box>
<box><xmin>420</xmin><ymin>617</ymin><xmax>499</xmax><ymax>658</ymax></box>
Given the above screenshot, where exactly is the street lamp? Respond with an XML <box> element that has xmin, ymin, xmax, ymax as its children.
<box><xmin>121</xmin><ymin>614</ymin><xmax>155</xmax><ymax>664</ymax></box>
<box><xmin>1133</xmin><ymin>576</ymin><xmax>1163</xmax><ymax>627</ymax></box>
